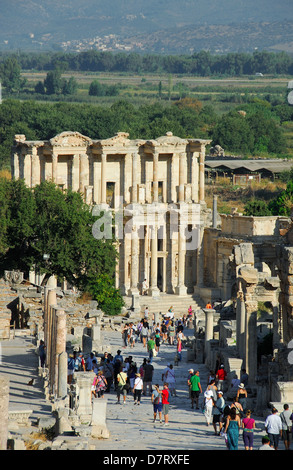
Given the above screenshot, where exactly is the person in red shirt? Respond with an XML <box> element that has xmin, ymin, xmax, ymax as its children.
<box><xmin>216</xmin><ymin>364</ymin><xmax>227</xmax><ymax>392</ymax></box>
<box><xmin>162</xmin><ymin>382</ymin><xmax>170</xmax><ymax>426</ymax></box>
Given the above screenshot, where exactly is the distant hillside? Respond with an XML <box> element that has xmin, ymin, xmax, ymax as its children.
<box><xmin>0</xmin><ymin>0</ymin><xmax>292</xmax><ymax>53</ymax></box>
<box><xmin>124</xmin><ymin>21</ymin><xmax>293</xmax><ymax>54</ymax></box>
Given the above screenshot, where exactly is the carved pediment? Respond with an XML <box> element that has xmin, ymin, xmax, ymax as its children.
<box><xmin>49</xmin><ymin>131</ymin><xmax>93</xmax><ymax>148</ymax></box>
<box><xmin>98</xmin><ymin>132</ymin><xmax>131</xmax><ymax>148</ymax></box>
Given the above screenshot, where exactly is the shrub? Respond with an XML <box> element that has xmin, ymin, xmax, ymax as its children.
<box><xmin>243</xmin><ymin>200</ymin><xmax>272</xmax><ymax>216</ymax></box>
<box><xmin>88</xmin><ymin>273</ymin><xmax>124</xmax><ymax>316</ymax></box>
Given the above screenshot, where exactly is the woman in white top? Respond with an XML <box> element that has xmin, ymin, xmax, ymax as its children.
<box><xmin>133</xmin><ymin>373</ymin><xmax>143</xmax><ymax>405</ymax></box>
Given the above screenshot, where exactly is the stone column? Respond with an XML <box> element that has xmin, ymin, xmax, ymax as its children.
<box><xmin>153</xmin><ymin>151</ymin><xmax>159</xmax><ymax>203</ymax></box>
<box><xmin>245</xmin><ymin>300</ymin><xmax>258</xmax><ymax>385</ymax></box>
<box><xmin>55</xmin><ymin>309</ymin><xmax>66</xmax><ymax>395</ymax></box>
<box><xmin>31</xmin><ymin>148</ymin><xmax>39</xmax><ymax>188</ymax></box>
<box><xmin>236</xmin><ymin>291</ymin><xmax>246</xmax><ymax>359</ymax></box>
<box><xmin>11</xmin><ymin>151</ymin><xmax>20</xmax><ymax>180</ymax></box>
<box><xmin>79</xmin><ymin>153</ymin><xmax>88</xmax><ymax>194</ymax></box>
<box><xmin>149</xmin><ymin>225</ymin><xmax>160</xmax><ymax>297</ymax></box>
<box><xmin>71</xmin><ymin>154</ymin><xmax>80</xmax><ymax>192</ymax></box>
<box><xmin>128</xmin><ymin>225</ymin><xmax>139</xmax><ymax>295</ymax></box>
<box><xmin>0</xmin><ymin>375</ymin><xmax>9</xmax><ymax>450</ymax></box>
<box><xmin>199</xmin><ymin>144</ymin><xmax>205</xmax><ymax>202</ymax></box>
<box><xmin>212</xmin><ymin>195</ymin><xmax>218</xmax><ymax>229</ymax></box>
<box><xmin>58</xmin><ymin>351</ymin><xmax>68</xmax><ymax>399</ymax></box>
<box><xmin>204</xmin><ymin>308</ymin><xmax>214</xmax><ymax>343</ymax></box>
<box><xmin>52</xmin><ymin>151</ymin><xmax>58</xmax><ymax>184</ymax></box>
<box><xmin>175</xmin><ymin>223</ymin><xmax>187</xmax><ymax>295</ymax></box>
<box><xmin>191</xmin><ymin>152</ymin><xmax>199</xmax><ymax>203</ymax></box>
<box><xmin>195</xmin><ymin>224</ymin><xmax>205</xmax><ymax>289</ymax></box>
<box><xmin>101</xmin><ymin>152</ymin><xmax>107</xmax><ymax>204</ymax></box>
<box><xmin>132</xmin><ymin>151</ymin><xmax>138</xmax><ymax>203</ymax></box>
<box><xmin>178</xmin><ymin>152</ymin><xmax>185</xmax><ymax>203</ymax></box>
<box><xmin>44</xmin><ymin>289</ymin><xmax>57</xmax><ymax>373</ymax></box>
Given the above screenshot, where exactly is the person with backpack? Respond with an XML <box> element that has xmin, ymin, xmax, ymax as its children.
<box><xmin>151</xmin><ymin>384</ymin><xmax>163</xmax><ymax>424</ymax></box>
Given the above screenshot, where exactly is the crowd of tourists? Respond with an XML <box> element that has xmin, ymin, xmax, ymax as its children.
<box><xmin>63</xmin><ymin>304</ymin><xmax>293</xmax><ymax>450</ymax></box>
<box><xmin>187</xmin><ymin>364</ymin><xmax>293</xmax><ymax>450</ymax></box>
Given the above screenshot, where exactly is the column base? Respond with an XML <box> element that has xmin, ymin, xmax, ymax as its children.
<box><xmin>128</xmin><ymin>287</ymin><xmax>139</xmax><ymax>297</ymax></box>
<box><xmin>175</xmin><ymin>285</ymin><xmax>187</xmax><ymax>296</ymax></box>
<box><xmin>148</xmin><ymin>286</ymin><xmax>160</xmax><ymax>298</ymax></box>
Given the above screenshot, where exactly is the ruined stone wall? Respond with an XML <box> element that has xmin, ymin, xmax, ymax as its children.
<box><xmin>0</xmin><ymin>280</ymin><xmax>19</xmax><ymax>340</ymax></box>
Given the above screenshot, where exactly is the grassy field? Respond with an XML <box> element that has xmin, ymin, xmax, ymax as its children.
<box><xmin>21</xmin><ymin>71</ymin><xmax>290</xmax><ymax>110</ymax></box>
<box><xmin>205</xmin><ymin>177</ymin><xmax>287</xmax><ymax>214</ymax></box>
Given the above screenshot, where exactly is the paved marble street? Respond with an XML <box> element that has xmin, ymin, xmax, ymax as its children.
<box><xmin>91</xmin><ymin>327</ymin><xmax>268</xmax><ymax>452</ymax></box>
<box><xmin>0</xmin><ymin>325</ymin><xmax>277</xmax><ymax>452</ymax></box>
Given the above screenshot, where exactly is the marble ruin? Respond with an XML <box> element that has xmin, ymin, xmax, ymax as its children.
<box><xmin>0</xmin><ymin>129</ymin><xmax>292</xmax><ymax>449</ymax></box>
<box><xmin>11</xmin><ymin>131</ymin><xmax>211</xmax><ymax>297</ymax></box>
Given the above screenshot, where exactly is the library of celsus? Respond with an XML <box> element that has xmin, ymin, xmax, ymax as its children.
<box><xmin>11</xmin><ymin>131</ymin><xmax>211</xmax><ymax>298</ymax></box>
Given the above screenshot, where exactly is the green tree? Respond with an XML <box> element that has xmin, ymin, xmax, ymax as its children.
<box><xmin>0</xmin><ymin>57</ymin><xmax>26</xmax><ymax>93</ymax></box>
<box><xmin>211</xmin><ymin>111</ymin><xmax>254</xmax><ymax>154</ymax></box>
<box><xmin>87</xmin><ymin>273</ymin><xmax>124</xmax><ymax>316</ymax></box>
<box><xmin>0</xmin><ymin>180</ymin><xmax>119</xmax><ymax>294</ymax></box>
<box><xmin>44</xmin><ymin>69</ymin><xmax>63</xmax><ymax>95</ymax></box>
<box><xmin>243</xmin><ymin>200</ymin><xmax>272</xmax><ymax>216</ymax></box>
<box><xmin>268</xmin><ymin>180</ymin><xmax>293</xmax><ymax>216</ymax></box>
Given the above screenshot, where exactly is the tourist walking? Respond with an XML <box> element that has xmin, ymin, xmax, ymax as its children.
<box><xmin>143</xmin><ymin>358</ymin><xmax>154</xmax><ymax>396</ymax></box>
<box><xmin>176</xmin><ymin>334</ymin><xmax>182</xmax><ymax>362</ymax></box>
<box><xmin>38</xmin><ymin>340</ymin><xmax>46</xmax><ymax>367</ymax></box>
<box><xmin>141</xmin><ymin>321</ymin><xmax>149</xmax><ymax>347</ymax></box>
<box><xmin>212</xmin><ymin>390</ymin><xmax>225</xmax><ymax>435</ymax></box>
<box><xmin>103</xmin><ymin>358</ymin><xmax>114</xmax><ymax>393</ymax></box>
<box><xmin>161</xmin><ymin>320</ymin><xmax>168</xmax><ymax>343</ymax></box>
<box><xmin>216</xmin><ymin>364</ymin><xmax>227</xmax><ymax>392</ymax></box>
<box><xmin>236</xmin><ymin>383</ymin><xmax>248</xmax><ymax>413</ymax></box>
<box><xmin>154</xmin><ymin>328</ymin><xmax>161</xmax><ymax>354</ymax></box>
<box><xmin>162</xmin><ymin>382</ymin><xmax>170</xmax><ymax>426</ymax></box>
<box><xmin>164</xmin><ymin>364</ymin><xmax>177</xmax><ymax>397</ymax></box>
<box><xmin>203</xmin><ymin>388</ymin><xmax>214</xmax><ymax>426</ymax></box>
<box><xmin>265</xmin><ymin>407</ymin><xmax>283</xmax><ymax>450</ymax></box>
<box><xmin>168</xmin><ymin>321</ymin><xmax>176</xmax><ymax>344</ymax></box>
<box><xmin>116</xmin><ymin>367</ymin><xmax>128</xmax><ymax>405</ymax></box>
<box><xmin>95</xmin><ymin>370</ymin><xmax>107</xmax><ymax>398</ymax></box>
<box><xmin>280</xmin><ymin>404</ymin><xmax>292</xmax><ymax>450</ymax></box>
<box><xmin>224</xmin><ymin>407</ymin><xmax>241</xmax><ymax>450</ymax></box>
<box><xmin>230</xmin><ymin>398</ymin><xmax>243</xmax><ymax>417</ymax></box>
<box><xmin>121</xmin><ymin>324</ymin><xmax>128</xmax><ymax>348</ymax></box>
<box><xmin>133</xmin><ymin>373</ymin><xmax>143</xmax><ymax>405</ymax></box>
<box><xmin>151</xmin><ymin>384</ymin><xmax>163</xmax><ymax>424</ymax></box>
<box><xmin>147</xmin><ymin>335</ymin><xmax>156</xmax><ymax>363</ymax></box>
<box><xmin>188</xmin><ymin>370</ymin><xmax>202</xmax><ymax>409</ymax></box>
<box><xmin>242</xmin><ymin>409</ymin><xmax>255</xmax><ymax>450</ymax></box>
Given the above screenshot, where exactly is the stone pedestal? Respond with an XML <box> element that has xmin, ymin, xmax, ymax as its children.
<box><xmin>75</xmin><ymin>372</ymin><xmax>95</xmax><ymax>423</ymax></box>
<box><xmin>91</xmin><ymin>399</ymin><xmax>110</xmax><ymax>439</ymax></box>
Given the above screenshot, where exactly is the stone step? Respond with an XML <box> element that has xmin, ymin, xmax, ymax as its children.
<box><xmin>124</xmin><ymin>293</ymin><xmax>205</xmax><ymax>316</ymax></box>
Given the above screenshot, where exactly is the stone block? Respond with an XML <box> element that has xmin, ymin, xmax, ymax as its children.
<box><xmin>91</xmin><ymin>399</ymin><xmax>110</xmax><ymax>439</ymax></box>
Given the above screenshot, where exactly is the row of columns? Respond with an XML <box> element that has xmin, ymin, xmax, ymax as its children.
<box><xmin>13</xmin><ymin>145</ymin><xmax>205</xmax><ymax>205</ymax></box>
<box><xmin>128</xmin><ymin>220</ymin><xmax>188</xmax><ymax>297</ymax></box>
